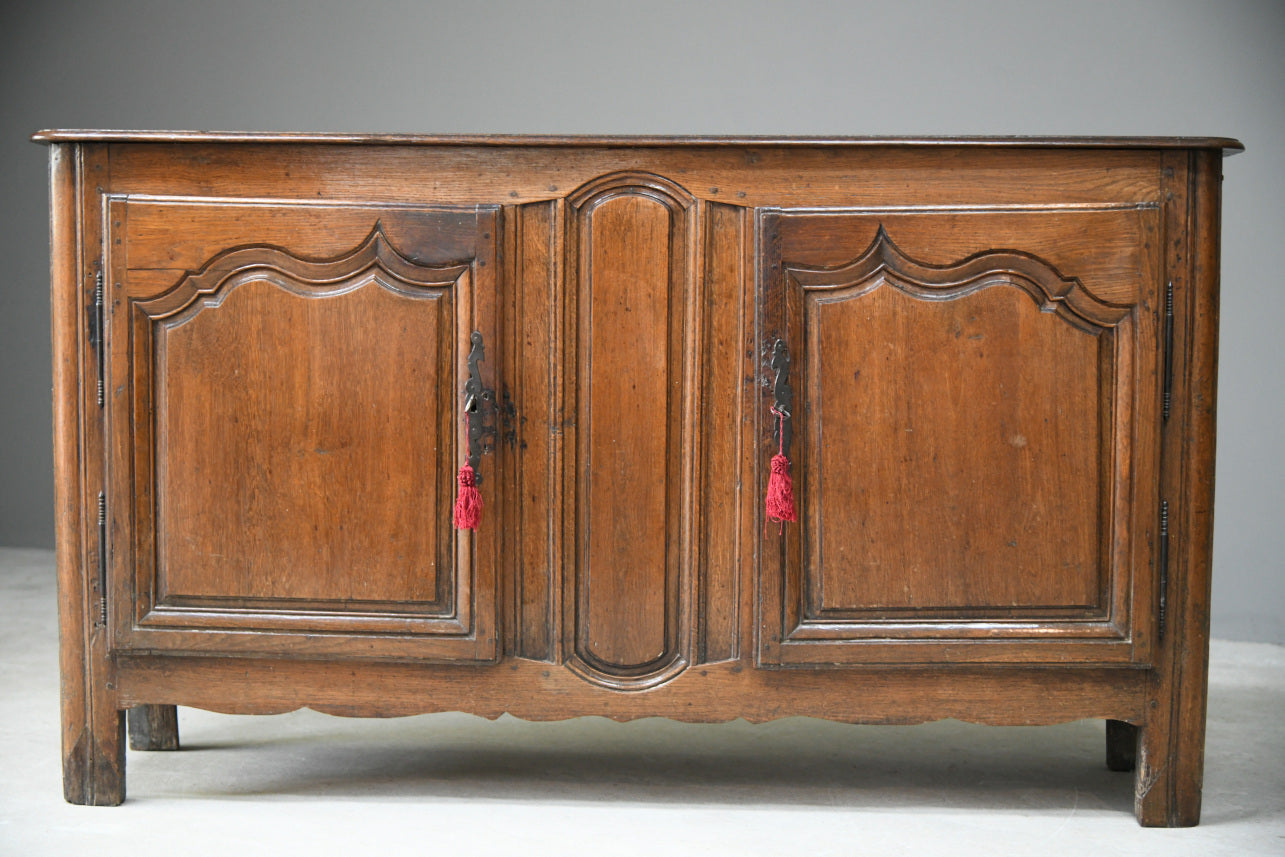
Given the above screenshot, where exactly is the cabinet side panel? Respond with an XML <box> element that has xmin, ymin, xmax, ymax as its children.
<box><xmin>1166</xmin><ymin>150</ymin><xmax>1222</xmax><ymax>821</ymax></box>
<box><xmin>1137</xmin><ymin>149</ymin><xmax>1222</xmax><ymax>827</ymax></box>
<box><xmin>50</xmin><ymin>142</ymin><xmax>91</xmax><ymax>800</ymax></box>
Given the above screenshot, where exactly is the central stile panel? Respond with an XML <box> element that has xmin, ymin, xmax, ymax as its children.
<box><xmin>566</xmin><ymin>173</ymin><xmax>695</xmax><ymax>689</ymax></box>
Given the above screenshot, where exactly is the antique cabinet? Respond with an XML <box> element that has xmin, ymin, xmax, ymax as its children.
<box><xmin>36</xmin><ymin>132</ymin><xmax>1238</xmax><ymax>825</ymax></box>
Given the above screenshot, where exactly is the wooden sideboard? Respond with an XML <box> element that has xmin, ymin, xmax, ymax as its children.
<box><xmin>36</xmin><ymin>131</ymin><xmax>1240</xmax><ymax>825</ymax></box>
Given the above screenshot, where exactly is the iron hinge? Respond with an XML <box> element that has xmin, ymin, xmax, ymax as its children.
<box><xmin>88</xmin><ymin>268</ymin><xmax>105</xmax><ymax>408</ymax></box>
<box><xmin>1158</xmin><ymin>499</ymin><xmax>1170</xmax><ymax>642</ymax></box>
<box><xmin>1162</xmin><ymin>280</ymin><xmax>1174</xmax><ymax>422</ymax></box>
<box><xmin>95</xmin><ymin>491</ymin><xmax>107</xmax><ymax>627</ymax></box>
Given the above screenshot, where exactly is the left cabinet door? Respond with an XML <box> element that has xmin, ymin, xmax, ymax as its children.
<box><xmin>103</xmin><ymin>199</ymin><xmax>501</xmax><ymax>661</ymax></box>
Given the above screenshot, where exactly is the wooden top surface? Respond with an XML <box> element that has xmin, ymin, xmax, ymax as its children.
<box><xmin>31</xmin><ymin>130</ymin><xmax>1244</xmax><ymax>152</ymax></box>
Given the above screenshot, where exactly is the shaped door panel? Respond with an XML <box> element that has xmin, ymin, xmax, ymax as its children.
<box><xmin>105</xmin><ymin>201</ymin><xmax>500</xmax><ymax>661</ymax></box>
<box><xmin>757</xmin><ymin>210</ymin><xmax>1161</xmax><ymax>666</ymax></box>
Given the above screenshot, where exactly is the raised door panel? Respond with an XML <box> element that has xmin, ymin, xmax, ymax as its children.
<box><xmin>563</xmin><ymin>173</ymin><xmax>695</xmax><ymax>689</ymax></box>
<box><xmin>105</xmin><ymin>200</ymin><xmax>500</xmax><ymax>660</ymax></box>
<box><xmin>757</xmin><ymin>210</ymin><xmax>1160</xmax><ymax>666</ymax></box>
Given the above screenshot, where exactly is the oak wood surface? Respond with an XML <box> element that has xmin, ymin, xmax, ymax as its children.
<box><xmin>104</xmin><ymin>145</ymin><xmax>1171</xmax><ymax>207</ymax></box>
<box><xmin>565</xmin><ymin>174</ymin><xmax>695</xmax><ymax>688</ymax></box>
<box><xmin>756</xmin><ymin>210</ymin><xmax>1157</xmax><ymax>666</ymax></box>
<box><xmin>1107</xmin><ymin>719</ymin><xmax>1138</xmax><ymax>772</ymax></box>
<box><xmin>42</xmin><ymin>135</ymin><xmax>1229</xmax><ymax>824</ymax></box>
<box><xmin>114</xmin><ymin>654</ymin><xmax>1149</xmax><ymax>726</ymax></box>
<box><xmin>127</xmin><ymin>704</ymin><xmax>178</xmax><ymax>751</ymax></box>
<box><xmin>1132</xmin><ymin>150</ymin><xmax>1223</xmax><ymax>827</ymax></box>
<box><xmin>31</xmin><ymin>129</ymin><xmax>1245</xmax><ymax>150</ymax></box>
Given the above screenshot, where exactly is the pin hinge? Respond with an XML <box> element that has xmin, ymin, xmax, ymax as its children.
<box><xmin>88</xmin><ymin>268</ymin><xmax>105</xmax><ymax>408</ymax></box>
<box><xmin>96</xmin><ymin>491</ymin><xmax>107</xmax><ymax>627</ymax></box>
<box><xmin>1158</xmin><ymin>498</ymin><xmax>1169</xmax><ymax>642</ymax></box>
<box><xmin>1163</xmin><ymin>280</ymin><xmax>1174</xmax><ymax>422</ymax></box>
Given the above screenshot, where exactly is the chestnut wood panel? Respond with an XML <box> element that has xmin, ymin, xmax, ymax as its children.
<box><xmin>155</xmin><ymin>278</ymin><xmax>452</xmax><ymax>606</ymax></box>
<box><xmin>38</xmin><ymin>134</ymin><xmax>1234</xmax><ymax>823</ymax></box>
<box><xmin>564</xmin><ymin>174</ymin><xmax>695</xmax><ymax>688</ymax></box>
<box><xmin>698</xmin><ymin>202</ymin><xmax>749</xmax><ymax>663</ymax></box>
<box><xmin>103</xmin><ymin>144</ymin><xmax>1168</xmax><ymax>208</ymax></box>
<box><xmin>51</xmin><ymin>142</ymin><xmax>128</xmax><ymax>806</ymax></box>
<box><xmin>808</xmin><ymin>283</ymin><xmax>1102</xmax><ymax>611</ymax></box>
<box><xmin>114</xmin><ymin>654</ymin><xmax>1149</xmax><ymax>727</ymax></box>
<box><xmin>507</xmin><ymin>201</ymin><xmax>562</xmax><ymax>661</ymax></box>
<box><xmin>121</xmin><ymin>200</ymin><xmax>482</xmax><ymax>273</ymax></box>
<box><xmin>1134</xmin><ymin>150</ymin><xmax>1223</xmax><ymax>827</ymax></box>
<box><xmin>33</xmin><ymin>130</ymin><xmax>1244</xmax><ymax>148</ymax></box>
<box><xmin>773</xmin><ymin>208</ymin><xmax>1158</xmax><ymax>306</ymax></box>
<box><xmin>581</xmin><ymin>195</ymin><xmax>671</xmax><ymax>667</ymax></box>
<box><xmin>758</xmin><ymin>211</ymin><xmax>1158</xmax><ymax>665</ymax></box>
<box><xmin>105</xmin><ymin>202</ymin><xmax>502</xmax><ymax>660</ymax></box>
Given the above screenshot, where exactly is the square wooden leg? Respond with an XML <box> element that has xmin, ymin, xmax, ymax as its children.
<box><xmin>128</xmin><ymin>705</ymin><xmax>179</xmax><ymax>751</ymax></box>
<box><xmin>1106</xmin><ymin>719</ymin><xmax>1137</xmax><ymax>772</ymax></box>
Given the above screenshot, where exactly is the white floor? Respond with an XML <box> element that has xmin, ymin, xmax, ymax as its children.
<box><xmin>1</xmin><ymin>547</ymin><xmax>1281</xmax><ymax>856</ymax></box>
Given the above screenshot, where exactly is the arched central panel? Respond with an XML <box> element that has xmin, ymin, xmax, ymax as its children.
<box><xmin>566</xmin><ymin>173</ymin><xmax>694</xmax><ymax>689</ymax></box>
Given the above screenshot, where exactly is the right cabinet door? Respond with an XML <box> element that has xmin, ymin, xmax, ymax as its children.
<box><xmin>757</xmin><ymin>209</ymin><xmax>1162</xmax><ymax>666</ymax></box>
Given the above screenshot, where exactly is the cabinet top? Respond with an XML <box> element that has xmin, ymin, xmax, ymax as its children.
<box><xmin>30</xmin><ymin>130</ymin><xmax>1244</xmax><ymax>152</ymax></box>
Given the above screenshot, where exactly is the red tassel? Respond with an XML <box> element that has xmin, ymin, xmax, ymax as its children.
<box><xmin>453</xmin><ymin>462</ymin><xmax>482</xmax><ymax>530</ymax></box>
<box><xmin>765</xmin><ymin>409</ymin><xmax>797</xmax><ymax>528</ymax></box>
<box><xmin>765</xmin><ymin>453</ymin><xmax>797</xmax><ymax>526</ymax></box>
<box><xmin>453</xmin><ymin>411</ymin><xmax>482</xmax><ymax>530</ymax></box>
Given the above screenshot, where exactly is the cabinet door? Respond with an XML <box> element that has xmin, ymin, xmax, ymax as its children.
<box><xmin>104</xmin><ymin>200</ymin><xmax>500</xmax><ymax>661</ymax></box>
<box><xmin>757</xmin><ymin>210</ymin><xmax>1161</xmax><ymax>666</ymax></box>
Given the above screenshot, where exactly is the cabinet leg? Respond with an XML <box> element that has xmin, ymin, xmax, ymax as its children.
<box><xmin>61</xmin><ymin>687</ymin><xmax>126</xmax><ymax>806</ymax></box>
<box><xmin>1134</xmin><ymin>720</ymin><xmax>1202</xmax><ymax>827</ymax></box>
<box><xmin>55</xmin><ymin>523</ymin><xmax>127</xmax><ymax>804</ymax></box>
<box><xmin>1105</xmin><ymin>719</ymin><xmax>1137</xmax><ymax>772</ymax></box>
<box><xmin>1133</xmin><ymin>699</ymin><xmax>1208</xmax><ymax>827</ymax></box>
<box><xmin>128</xmin><ymin>705</ymin><xmax>179</xmax><ymax>751</ymax></box>
<box><xmin>51</xmin><ymin>145</ymin><xmax>126</xmax><ymax>807</ymax></box>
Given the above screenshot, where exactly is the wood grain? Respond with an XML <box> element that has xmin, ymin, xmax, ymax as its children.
<box><xmin>103</xmin><ymin>144</ymin><xmax>1169</xmax><ymax>208</ymax></box>
<box><xmin>1134</xmin><ymin>150</ymin><xmax>1222</xmax><ymax>827</ymax></box>
<box><xmin>127</xmin><ymin>704</ymin><xmax>178</xmax><ymax>751</ymax></box>
<box><xmin>31</xmin><ymin>130</ymin><xmax>1245</xmax><ymax>149</ymax></box>
<box><xmin>106</xmin><ymin>207</ymin><xmax>501</xmax><ymax>660</ymax></box>
<box><xmin>52</xmin><ymin>143</ymin><xmax>126</xmax><ymax>805</ymax></box>
<box><xmin>39</xmin><ymin>136</ymin><xmax>1229</xmax><ymax>823</ymax></box>
<box><xmin>114</xmin><ymin>653</ymin><xmax>1150</xmax><ymax>727</ymax></box>
<box><xmin>699</xmin><ymin>202</ymin><xmax>747</xmax><ymax>662</ymax></box>
<box><xmin>758</xmin><ymin>212</ymin><xmax>1158</xmax><ymax>666</ymax></box>
<box><xmin>566</xmin><ymin>174</ymin><xmax>694</xmax><ymax>688</ymax></box>
<box><xmin>508</xmin><ymin>201</ymin><xmax>560</xmax><ymax>661</ymax></box>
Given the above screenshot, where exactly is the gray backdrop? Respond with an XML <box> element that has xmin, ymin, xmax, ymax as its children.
<box><xmin>1</xmin><ymin>0</ymin><xmax>1280</xmax><ymax>642</ymax></box>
